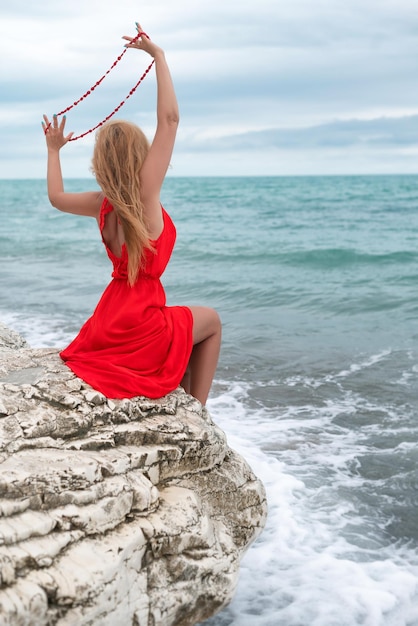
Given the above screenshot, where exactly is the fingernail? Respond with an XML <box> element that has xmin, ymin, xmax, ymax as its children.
<box><xmin>53</xmin><ymin>114</ymin><xmax>57</xmax><ymax>118</ymax></box>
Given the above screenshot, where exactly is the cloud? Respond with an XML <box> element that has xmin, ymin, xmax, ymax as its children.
<box><xmin>1</xmin><ymin>0</ymin><xmax>418</xmax><ymax>177</ymax></box>
<box><xmin>182</xmin><ymin>115</ymin><xmax>418</xmax><ymax>151</ymax></box>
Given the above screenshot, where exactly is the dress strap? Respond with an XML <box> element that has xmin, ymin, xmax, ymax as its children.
<box><xmin>99</xmin><ymin>198</ymin><xmax>114</xmax><ymax>232</ymax></box>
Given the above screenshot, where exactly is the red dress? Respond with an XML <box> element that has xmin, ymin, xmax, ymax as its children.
<box><xmin>60</xmin><ymin>199</ymin><xmax>193</xmax><ymax>399</ymax></box>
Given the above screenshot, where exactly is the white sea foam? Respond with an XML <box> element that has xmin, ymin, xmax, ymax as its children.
<box><xmin>204</xmin><ymin>381</ymin><xmax>418</xmax><ymax>626</ymax></box>
<box><xmin>284</xmin><ymin>350</ymin><xmax>393</xmax><ymax>390</ymax></box>
<box><xmin>333</xmin><ymin>350</ymin><xmax>392</xmax><ymax>380</ymax></box>
<box><xmin>0</xmin><ymin>310</ymin><xmax>74</xmax><ymax>348</ymax></box>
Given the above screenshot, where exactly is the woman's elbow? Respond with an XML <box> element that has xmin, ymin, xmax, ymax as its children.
<box><xmin>48</xmin><ymin>194</ymin><xmax>60</xmax><ymax>209</ymax></box>
<box><xmin>167</xmin><ymin>111</ymin><xmax>179</xmax><ymax>126</ymax></box>
<box><xmin>48</xmin><ymin>192</ymin><xmax>66</xmax><ymax>211</ymax></box>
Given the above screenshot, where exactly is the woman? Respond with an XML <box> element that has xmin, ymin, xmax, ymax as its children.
<box><xmin>42</xmin><ymin>24</ymin><xmax>221</xmax><ymax>405</ymax></box>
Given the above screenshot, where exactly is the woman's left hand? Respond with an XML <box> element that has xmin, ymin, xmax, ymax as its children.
<box><xmin>42</xmin><ymin>114</ymin><xmax>74</xmax><ymax>151</ymax></box>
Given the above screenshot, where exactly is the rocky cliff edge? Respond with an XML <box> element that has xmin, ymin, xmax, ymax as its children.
<box><xmin>0</xmin><ymin>323</ymin><xmax>267</xmax><ymax>626</ymax></box>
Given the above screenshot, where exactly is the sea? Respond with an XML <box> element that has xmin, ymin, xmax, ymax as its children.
<box><xmin>1</xmin><ymin>175</ymin><xmax>418</xmax><ymax>626</ymax></box>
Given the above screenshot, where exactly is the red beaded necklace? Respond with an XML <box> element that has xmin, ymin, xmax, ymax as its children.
<box><xmin>44</xmin><ymin>31</ymin><xmax>154</xmax><ymax>141</ymax></box>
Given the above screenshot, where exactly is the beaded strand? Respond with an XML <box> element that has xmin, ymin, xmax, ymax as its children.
<box><xmin>44</xmin><ymin>31</ymin><xmax>154</xmax><ymax>141</ymax></box>
<box><xmin>69</xmin><ymin>60</ymin><xmax>154</xmax><ymax>140</ymax></box>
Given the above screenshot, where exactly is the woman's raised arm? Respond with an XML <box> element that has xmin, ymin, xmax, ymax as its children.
<box><xmin>123</xmin><ymin>24</ymin><xmax>179</xmax><ymax>236</ymax></box>
<box><xmin>42</xmin><ymin>114</ymin><xmax>102</xmax><ymax>218</ymax></box>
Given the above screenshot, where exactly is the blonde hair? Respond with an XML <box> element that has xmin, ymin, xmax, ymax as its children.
<box><xmin>91</xmin><ymin>120</ymin><xmax>153</xmax><ymax>286</ymax></box>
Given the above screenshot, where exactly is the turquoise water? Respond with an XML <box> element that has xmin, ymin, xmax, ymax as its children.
<box><xmin>1</xmin><ymin>176</ymin><xmax>418</xmax><ymax>625</ymax></box>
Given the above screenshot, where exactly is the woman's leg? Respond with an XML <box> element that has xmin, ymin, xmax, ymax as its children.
<box><xmin>180</xmin><ymin>365</ymin><xmax>191</xmax><ymax>395</ymax></box>
<box><xmin>184</xmin><ymin>306</ymin><xmax>221</xmax><ymax>405</ymax></box>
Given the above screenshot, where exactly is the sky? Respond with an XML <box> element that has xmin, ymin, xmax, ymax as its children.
<box><xmin>1</xmin><ymin>0</ymin><xmax>418</xmax><ymax>178</ymax></box>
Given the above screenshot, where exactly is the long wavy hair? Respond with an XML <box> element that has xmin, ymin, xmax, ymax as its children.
<box><xmin>91</xmin><ymin>119</ymin><xmax>153</xmax><ymax>286</ymax></box>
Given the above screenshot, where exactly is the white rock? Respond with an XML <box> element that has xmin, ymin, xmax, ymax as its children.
<box><xmin>0</xmin><ymin>324</ymin><xmax>267</xmax><ymax>625</ymax></box>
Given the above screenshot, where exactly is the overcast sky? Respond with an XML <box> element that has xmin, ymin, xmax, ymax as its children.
<box><xmin>1</xmin><ymin>0</ymin><xmax>418</xmax><ymax>177</ymax></box>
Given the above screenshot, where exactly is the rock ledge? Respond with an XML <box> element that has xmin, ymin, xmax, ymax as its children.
<box><xmin>0</xmin><ymin>323</ymin><xmax>267</xmax><ymax>626</ymax></box>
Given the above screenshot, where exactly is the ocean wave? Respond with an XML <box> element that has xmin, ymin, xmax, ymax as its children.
<box><xmin>204</xmin><ymin>376</ymin><xmax>418</xmax><ymax>626</ymax></box>
<box><xmin>279</xmin><ymin>248</ymin><xmax>418</xmax><ymax>269</ymax></box>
